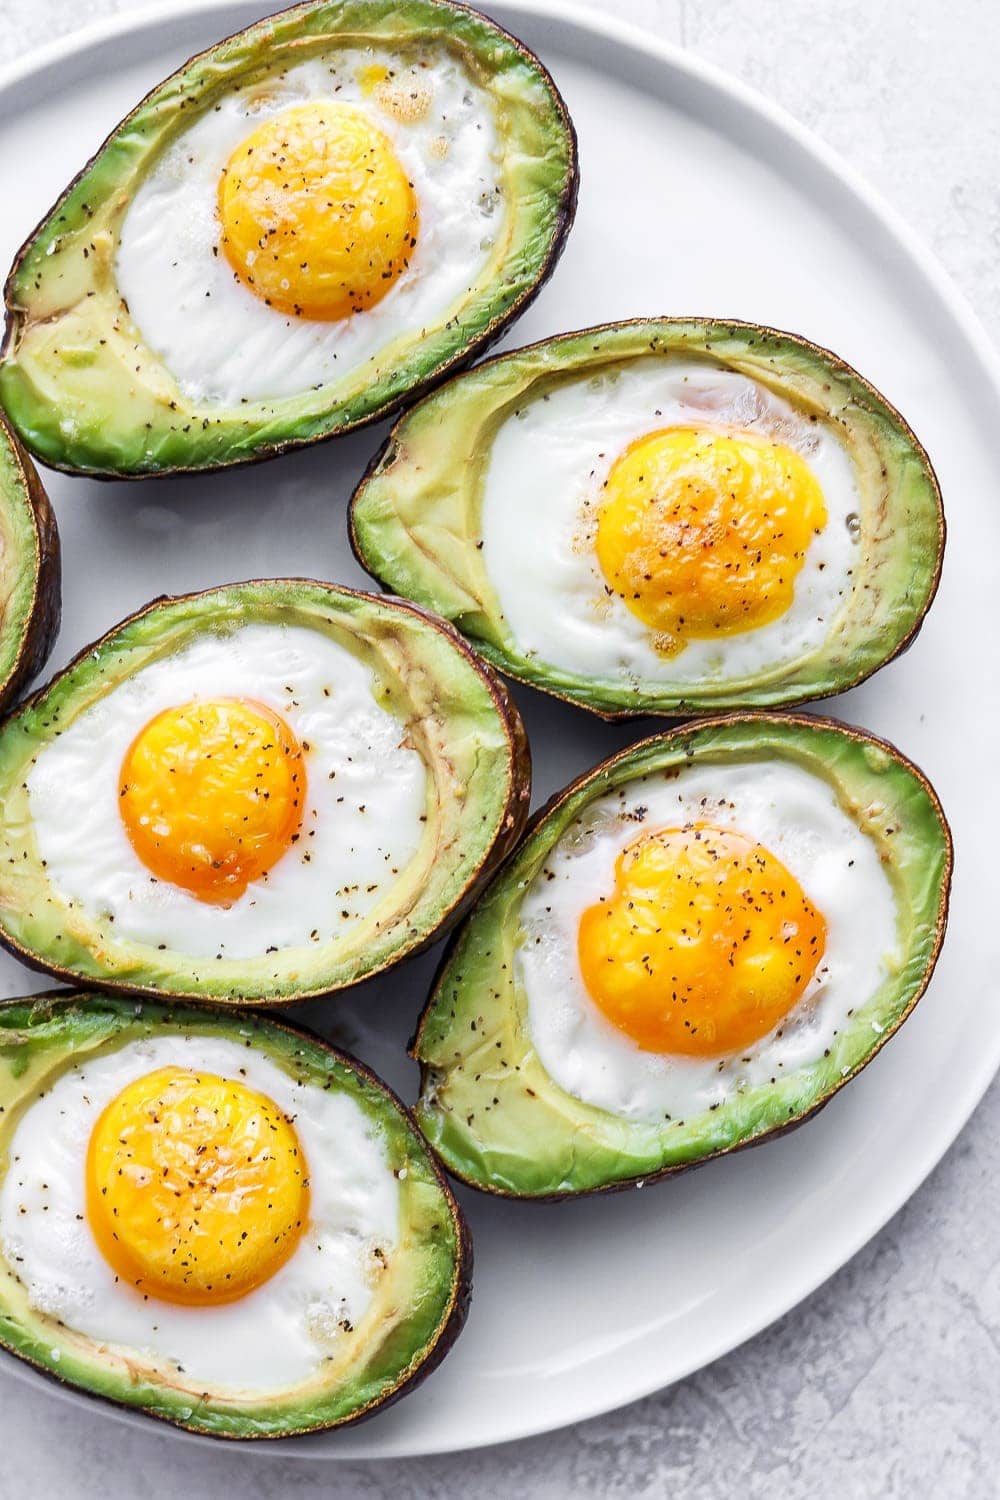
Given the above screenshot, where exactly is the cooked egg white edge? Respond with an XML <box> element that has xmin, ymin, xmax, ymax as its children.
<box><xmin>0</xmin><ymin>1034</ymin><xmax>399</xmax><ymax>1393</ymax></box>
<box><xmin>480</xmin><ymin>359</ymin><xmax>861</xmax><ymax>684</ymax></box>
<box><xmin>518</xmin><ymin>759</ymin><xmax>899</xmax><ymax>1124</ymax></box>
<box><xmin>25</xmin><ymin>623</ymin><xmax>428</xmax><ymax>960</ymax></box>
<box><xmin>116</xmin><ymin>50</ymin><xmax>502</xmax><ymax>405</ymax></box>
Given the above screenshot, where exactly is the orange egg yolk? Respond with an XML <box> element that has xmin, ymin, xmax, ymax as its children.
<box><xmin>595</xmin><ymin>427</ymin><xmax>828</xmax><ymax>655</ymax></box>
<box><xmin>577</xmin><ymin>822</ymin><xmax>827</xmax><ymax>1057</ymax></box>
<box><xmin>218</xmin><ymin>100</ymin><xmax>418</xmax><ymax>320</ymax></box>
<box><xmin>118</xmin><ymin>697</ymin><xmax>306</xmax><ymax>905</ymax></box>
<box><xmin>86</xmin><ymin>1067</ymin><xmax>309</xmax><ymax>1305</ymax></box>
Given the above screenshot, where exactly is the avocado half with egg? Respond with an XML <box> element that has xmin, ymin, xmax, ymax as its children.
<box><xmin>412</xmin><ymin>713</ymin><xmax>952</xmax><ymax>1197</ymax></box>
<box><xmin>0</xmin><ymin>991</ymin><xmax>470</xmax><ymax>1439</ymax></box>
<box><xmin>0</xmin><ymin>0</ymin><xmax>578</xmax><ymax>477</ymax></box>
<box><xmin>0</xmin><ymin>415</ymin><xmax>60</xmax><ymax>710</ymax></box>
<box><xmin>350</xmin><ymin>319</ymin><xmax>944</xmax><ymax>717</ymax></box>
<box><xmin>0</xmin><ymin>579</ymin><xmax>530</xmax><ymax>1003</ymax></box>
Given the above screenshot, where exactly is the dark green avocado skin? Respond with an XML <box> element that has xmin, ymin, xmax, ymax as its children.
<box><xmin>0</xmin><ymin>0</ymin><xmax>579</xmax><ymax>477</ymax></box>
<box><xmin>0</xmin><ymin>991</ymin><xmax>472</xmax><ymax>1439</ymax></box>
<box><xmin>411</xmin><ymin>712</ymin><xmax>953</xmax><ymax>1199</ymax></box>
<box><xmin>0</xmin><ymin>415</ymin><xmax>60</xmax><ymax>710</ymax></box>
<box><xmin>349</xmin><ymin>318</ymin><xmax>944</xmax><ymax>718</ymax></box>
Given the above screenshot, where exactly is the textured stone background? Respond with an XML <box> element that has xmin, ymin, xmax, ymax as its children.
<box><xmin>0</xmin><ymin>2</ymin><xmax>997</xmax><ymax>1496</ymax></box>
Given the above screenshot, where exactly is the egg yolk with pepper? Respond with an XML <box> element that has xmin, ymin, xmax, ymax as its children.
<box><xmin>578</xmin><ymin>822</ymin><xmax>827</xmax><ymax>1056</ymax></box>
<box><xmin>86</xmin><ymin>1067</ymin><xmax>309</xmax><ymax>1305</ymax></box>
<box><xmin>218</xmin><ymin>100</ymin><xmax>418</xmax><ymax>320</ymax></box>
<box><xmin>595</xmin><ymin>427</ymin><xmax>828</xmax><ymax>656</ymax></box>
<box><xmin>118</xmin><ymin>698</ymin><xmax>306</xmax><ymax>904</ymax></box>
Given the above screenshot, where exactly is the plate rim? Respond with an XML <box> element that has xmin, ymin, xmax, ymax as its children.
<box><xmin>0</xmin><ymin>0</ymin><xmax>996</xmax><ymax>1461</ymax></box>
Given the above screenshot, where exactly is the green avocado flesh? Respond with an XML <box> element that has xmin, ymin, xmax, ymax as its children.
<box><xmin>0</xmin><ymin>418</ymin><xmax>60</xmax><ymax>709</ymax></box>
<box><xmin>350</xmin><ymin>319</ymin><xmax>944</xmax><ymax>717</ymax></box>
<box><xmin>0</xmin><ymin>993</ymin><xmax>468</xmax><ymax>1438</ymax></box>
<box><xmin>412</xmin><ymin>714</ymin><xmax>952</xmax><ymax>1197</ymax></box>
<box><xmin>0</xmin><ymin>579</ymin><xmax>529</xmax><ymax>1003</ymax></box>
<box><xmin>0</xmin><ymin>0</ymin><xmax>577</xmax><ymax>476</ymax></box>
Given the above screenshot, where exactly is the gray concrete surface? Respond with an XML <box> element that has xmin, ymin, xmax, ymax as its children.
<box><xmin>0</xmin><ymin>1</ymin><xmax>997</xmax><ymax>1496</ymax></box>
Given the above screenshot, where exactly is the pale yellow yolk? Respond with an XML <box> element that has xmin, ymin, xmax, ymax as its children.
<box><xmin>577</xmin><ymin>823</ymin><xmax>827</xmax><ymax>1057</ymax></box>
<box><xmin>358</xmin><ymin>63</ymin><xmax>391</xmax><ymax>93</ymax></box>
<box><xmin>118</xmin><ymin>697</ymin><xmax>306</xmax><ymax>905</ymax></box>
<box><xmin>595</xmin><ymin>427</ymin><xmax>828</xmax><ymax>655</ymax></box>
<box><xmin>218</xmin><ymin>100</ymin><xmax>418</xmax><ymax>320</ymax></box>
<box><xmin>86</xmin><ymin>1067</ymin><xmax>309</xmax><ymax>1305</ymax></box>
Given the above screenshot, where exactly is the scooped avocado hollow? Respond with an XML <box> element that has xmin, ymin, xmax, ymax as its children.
<box><xmin>350</xmin><ymin>319</ymin><xmax>944</xmax><ymax>718</ymax></box>
<box><xmin>0</xmin><ymin>579</ymin><xmax>530</xmax><ymax>1004</ymax></box>
<box><xmin>0</xmin><ymin>414</ymin><xmax>60</xmax><ymax>712</ymax></box>
<box><xmin>411</xmin><ymin>712</ymin><xmax>952</xmax><ymax>1198</ymax></box>
<box><xmin>0</xmin><ymin>991</ymin><xmax>470</xmax><ymax>1440</ymax></box>
<box><xmin>0</xmin><ymin>0</ymin><xmax>578</xmax><ymax>477</ymax></box>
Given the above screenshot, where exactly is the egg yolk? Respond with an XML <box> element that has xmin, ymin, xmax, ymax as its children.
<box><xmin>595</xmin><ymin>427</ymin><xmax>828</xmax><ymax>655</ymax></box>
<box><xmin>577</xmin><ymin>822</ymin><xmax>827</xmax><ymax>1057</ymax></box>
<box><xmin>86</xmin><ymin>1067</ymin><xmax>309</xmax><ymax>1305</ymax></box>
<box><xmin>118</xmin><ymin>697</ymin><xmax>306</xmax><ymax>905</ymax></box>
<box><xmin>218</xmin><ymin>100</ymin><xmax>418</xmax><ymax>320</ymax></box>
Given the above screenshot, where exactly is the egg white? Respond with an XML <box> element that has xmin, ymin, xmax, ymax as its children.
<box><xmin>480</xmin><ymin>358</ymin><xmax>861</xmax><ymax>684</ymax></box>
<box><xmin>0</xmin><ymin>1034</ymin><xmax>399</xmax><ymax>1392</ymax></box>
<box><xmin>116</xmin><ymin>49</ymin><xmax>502</xmax><ymax>404</ymax></box>
<box><xmin>25</xmin><ymin>623</ymin><xmax>428</xmax><ymax>960</ymax></box>
<box><xmin>518</xmin><ymin>759</ymin><xmax>899</xmax><ymax>1124</ymax></box>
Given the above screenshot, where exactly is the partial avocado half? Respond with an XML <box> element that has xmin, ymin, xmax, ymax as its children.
<box><xmin>350</xmin><ymin>319</ymin><xmax>945</xmax><ymax>718</ymax></box>
<box><xmin>0</xmin><ymin>579</ymin><xmax>531</xmax><ymax>1003</ymax></box>
<box><xmin>412</xmin><ymin>713</ymin><xmax>952</xmax><ymax>1198</ymax></box>
<box><xmin>0</xmin><ymin>415</ymin><xmax>60</xmax><ymax>710</ymax></box>
<box><xmin>0</xmin><ymin>991</ymin><xmax>470</xmax><ymax>1439</ymax></box>
<box><xmin>0</xmin><ymin>0</ymin><xmax>578</xmax><ymax>477</ymax></box>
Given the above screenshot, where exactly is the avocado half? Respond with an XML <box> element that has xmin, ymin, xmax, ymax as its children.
<box><xmin>0</xmin><ymin>579</ymin><xmax>530</xmax><ymax>1003</ymax></box>
<box><xmin>411</xmin><ymin>713</ymin><xmax>952</xmax><ymax>1198</ymax></box>
<box><xmin>350</xmin><ymin>319</ymin><xmax>945</xmax><ymax>718</ymax></box>
<box><xmin>0</xmin><ymin>415</ymin><xmax>60</xmax><ymax>710</ymax></box>
<box><xmin>0</xmin><ymin>991</ymin><xmax>470</xmax><ymax>1439</ymax></box>
<box><xmin>0</xmin><ymin>0</ymin><xmax>578</xmax><ymax>477</ymax></box>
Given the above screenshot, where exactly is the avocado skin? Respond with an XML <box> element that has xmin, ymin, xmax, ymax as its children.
<box><xmin>411</xmin><ymin>712</ymin><xmax>953</xmax><ymax>1199</ymax></box>
<box><xmin>0</xmin><ymin>0</ymin><xmax>579</xmax><ymax>478</ymax></box>
<box><xmin>349</xmin><ymin>317</ymin><xmax>945</xmax><ymax>718</ymax></box>
<box><xmin>0</xmin><ymin>990</ymin><xmax>471</xmax><ymax>1439</ymax></box>
<box><xmin>0</xmin><ymin>579</ymin><xmax>531</xmax><ymax>1004</ymax></box>
<box><xmin>0</xmin><ymin>415</ymin><xmax>60</xmax><ymax>711</ymax></box>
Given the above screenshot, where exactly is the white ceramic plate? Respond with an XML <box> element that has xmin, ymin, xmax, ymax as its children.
<box><xmin>0</xmin><ymin>0</ymin><xmax>995</xmax><ymax>1461</ymax></box>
